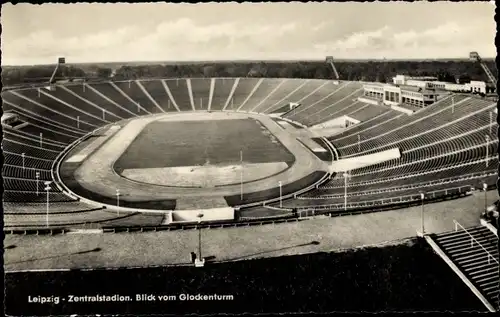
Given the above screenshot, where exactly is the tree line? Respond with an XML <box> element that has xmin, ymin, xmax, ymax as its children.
<box><xmin>2</xmin><ymin>60</ymin><xmax>496</xmax><ymax>87</ymax></box>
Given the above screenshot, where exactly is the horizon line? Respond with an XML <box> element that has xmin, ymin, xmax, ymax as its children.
<box><xmin>3</xmin><ymin>57</ymin><xmax>496</xmax><ymax>67</ymax></box>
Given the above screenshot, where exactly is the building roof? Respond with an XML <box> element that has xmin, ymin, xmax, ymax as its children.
<box><xmin>362</xmin><ymin>82</ymin><xmax>385</xmax><ymax>87</ymax></box>
<box><xmin>398</xmin><ymin>85</ymin><xmax>435</xmax><ymax>94</ymax></box>
<box><xmin>407</xmin><ymin>76</ymin><xmax>438</xmax><ymax>80</ymax></box>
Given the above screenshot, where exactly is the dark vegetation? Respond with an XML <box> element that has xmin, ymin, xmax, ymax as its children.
<box><xmin>4</xmin><ymin>238</ymin><xmax>485</xmax><ymax>315</ymax></box>
<box><xmin>2</xmin><ymin>60</ymin><xmax>496</xmax><ymax>87</ymax></box>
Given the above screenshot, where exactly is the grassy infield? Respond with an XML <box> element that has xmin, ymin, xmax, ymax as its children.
<box><xmin>114</xmin><ymin>118</ymin><xmax>295</xmax><ymax>170</ymax></box>
<box><xmin>5</xmin><ymin>238</ymin><xmax>485</xmax><ymax>315</ymax></box>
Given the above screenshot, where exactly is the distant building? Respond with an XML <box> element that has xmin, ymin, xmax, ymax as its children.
<box><xmin>392</xmin><ymin>74</ymin><xmax>495</xmax><ymax>95</ymax></box>
<box><xmin>393</xmin><ymin>75</ymin><xmax>438</xmax><ymax>86</ymax></box>
<box><xmin>363</xmin><ymin>83</ymin><xmax>439</xmax><ymax>108</ymax></box>
<box><xmin>366</xmin><ymin>74</ymin><xmax>496</xmax><ymax>111</ymax></box>
<box><xmin>468</xmin><ymin>81</ymin><xmax>487</xmax><ymax>94</ymax></box>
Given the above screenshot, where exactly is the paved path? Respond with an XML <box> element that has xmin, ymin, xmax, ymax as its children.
<box><xmin>4</xmin><ymin>190</ymin><xmax>497</xmax><ymax>271</ymax></box>
<box><xmin>65</xmin><ymin>126</ymin><xmax>121</xmax><ymax>163</ymax></box>
<box><xmin>72</xmin><ymin>112</ymin><xmax>328</xmax><ymax>202</ymax></box>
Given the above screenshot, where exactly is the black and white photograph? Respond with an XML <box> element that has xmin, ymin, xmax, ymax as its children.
<box><xmin>2</xmin><ymin>1</ymin><xmax>499</xmax><ymax>315</ymax></box>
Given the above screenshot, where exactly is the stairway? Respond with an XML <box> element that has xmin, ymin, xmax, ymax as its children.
<box><xmin>432</xmin><ymin>225</ymin><xmax>499</xmax><ymax>310</ymax></box>
<box><xmin>480</xmin><ymin>62</ymin><xmax>497</xmax><ymax>87</ymax></box>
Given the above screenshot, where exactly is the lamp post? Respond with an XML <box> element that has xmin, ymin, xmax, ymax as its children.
<box><xmin>343</xmin><ymin>172</ymin><xmax>350</xmax><ymax>211</ymax></box>
<box><xmin>77</xmin><ymin>116</ymin><xmax>80</xmax><ymax>128</ymax></box>
<box><xmin>420</xmin><ymin>191</ymin><xmax>425</xmax><ymax>235</ymax></box>
<box><xmin>36</xmin><ymin>172</ymin><xmax>40</xmax><ymax>196</ymax></box>
<box><xmin>195</xmin><ymin>213</ymin><xmax>205</xmax><ymax>267</ymax></box>
<box><xmin>40</xmin><ymin>133</ymin><xmax>43</xmax><ymax>148</ymax></box>
<box><xmin>485</xmin><ymin>135</ymin><xmax>490</xmax><ymax>167</ymax></box>
<box><xmin>489</xmin><ymin>111</ymin><xmax>493</xmax><ymax>134</ymax></box>
<box><xmin>483</xmin><ymin>182</ymin><xmax>488</xmax><ymax>213</ymax></box>
<box><xmin>198</xmin><ymin>213</ymin><xmax>203</xmax><ymax>259</ymax></box>
<box><xmin>116</xmin><ymin>189</ymin><xmax>121</xmax><ymax>216</ymax></box>
<box><xmin>44</xmin><ymin>181</ymin><xmax>52</xmax><ymax>228</ymax></box>
<box><xmin>279</xmin><ymin>181</ymin><xmax>283</xmax><ymax>208</ymax></box>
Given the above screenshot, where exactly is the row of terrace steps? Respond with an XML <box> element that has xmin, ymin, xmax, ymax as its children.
<box><xmin>432</xmin><ymin>225</ymin><xmax>499</xmax><ymax>310</ymax></box>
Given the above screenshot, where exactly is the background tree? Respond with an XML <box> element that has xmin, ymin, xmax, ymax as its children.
<box><xmin>96</xmin><ymin>67</ymin><xmax>112</xmax><ymax>78</ymax></box>
<box><xmin>2</xmin><ymin>59</ymin><xmax>496</xmax><ymax>86</ymax></box>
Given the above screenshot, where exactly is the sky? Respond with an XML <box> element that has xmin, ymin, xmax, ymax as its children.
<box><xmin>1</xmin><ymin>2</ymin><xmax>496</xmax><ymax>65</ymax></box>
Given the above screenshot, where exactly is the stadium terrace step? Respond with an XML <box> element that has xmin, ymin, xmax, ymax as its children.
<box><xmin>444</xmin><ymin>240</ymin><xmax>497</xmax><ymax>253</ymax></box>
<box><xmin>65</xmin><ymin>83</ymin><xmax>134</xmax><ymax>119</ymax></box>
<box><xmin>164</xmin><ymin>79</ymin><xmax>193</xmax><ymax>111</ymax></box>
<box><xmin>2</xmin><ymin>104</ymin><xmax>87</xmax><ymax>138</ymax></box>
<box><xmin>114</xmin><ymin>80</ymin><xmax>164</xmax><ymax>114</ymax></box>
<box><xmin>446</xmin><ymin>241</ymin><xmax>498</xmax><ymax>254</ymax></box>
<box><xmin>3</xmin><ymin>201</ymin><xmax>104</xmax><ymax>215</ymax></box>
<box><xmin>258</xmin><ymin>79</ymin><xmax>310</xmax><ymax>114</ymax></box>
<box><xmin>336</xmin><ymin>96</ymin><xmax>495</xmax><ymax>158</ymax></box>
<box><xmin>437</xmin><ymin>226</ymin><xmax>491</xmax><ymax>239</ymax></box>
<box><xmin>2</xmin><ymin>80</ymin><xmax>499</xmax><ymax>228</ymax></box>
<box><xmin>210</xmin><ymin>78</ymin><xmax>237</xmax><ymax>111</ymax></box>
<box><xmin>136</xmin><ymin>80</ymin><xmax>179</xmax><ymax>112</ymax></box>
<box><xmin>2</xmin><ymin>164</ymin><xmax>52</xmax><ymax>179</ymax></box>
<box><xmin>433</xmin><ymin>225</ymin><xmax>499</xmax><ymax>310</ymax></box>
<box><xmin>3</xmin><ymin>208</ymin><xmax>120</xmax><ymax>228</ymax></box>
<box><xmin>3</xmin><ymin>191</ymin><xmax>76</xmax><ymax>203</ymax></box>
<box><xmin>462</xmin><ymin>257</ymin><xmax>498</xmax><ymax>270</ymax></box>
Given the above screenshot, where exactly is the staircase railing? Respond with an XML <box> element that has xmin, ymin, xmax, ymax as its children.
<box><xmin>480</xmin><ymin>62</ymin><xmax>497</xmax><ymax>86</ymax></box>
<box><xmin>453</xmin><ymin>220</ymin><xmax>498</xmax><ymax>265</ymax></box>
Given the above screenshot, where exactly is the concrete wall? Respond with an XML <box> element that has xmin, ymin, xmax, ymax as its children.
<box><xmin>310</xmin><ymin>116</ymin><xmax>346</xmax><ymax>129</ymax></box>
<box><xmin>330</xmin><ymin>148</ymin><xmax>401</xmax><ymax>172</ymax></box>
<box><xmin>391</xmin><ymin>104</ymin><xmax>414</xmax><ymax>115</ymax></box>
<box><xmin>357</xmin><ymin>97</ymin><xmax>379</xmax><ymax>105</ymax></box>
<box><xmin>172</xmin><ymin>207</ymin><xmax>235</xmax><ymax>223</ymax></box>
<box><xmin>311</xmin><ymin>116</ymin><xmax>360</xmax><ymax>130</ymax></box>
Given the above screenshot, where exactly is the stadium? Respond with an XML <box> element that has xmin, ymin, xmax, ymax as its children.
<box><xmin>2</xmin><ymin>2</ymin><xmax>499</xmax><ymax>315</ymax></box>
<box><xmin>3</xmin><ymin>53</ymin><xmax>499</xmax><ymax>312</ymax></box>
